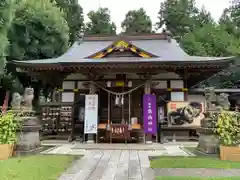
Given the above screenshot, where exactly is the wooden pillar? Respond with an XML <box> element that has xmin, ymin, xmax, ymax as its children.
<box><xmin>121</xmin><ymin>87</ymin><xmax>125</xmax><ymax>124</ymax></box>
<box><xmin>108</xmin><ymin>91</ymin><xmax>111</xmax><ymax>122</ymax></box>
<box><xmin>89</xmin><ymin>82</ymin><xmax>96</xmax><ymax>94</ymax></box>
<box><xmin>128</xmin><ymin>93</ymin><xmax>131</xmax><ymax>124</ymax></box>
<box><xmin>184</xmin><ymin>69</ymin><xmax>188</xmax><ymax>101</ymax></box>
<box><xmin>144</xmin><ymin>79</ymin><xmax>153</xmax><ymax>144</ymax></box>
<box><xmin>2</xmin><ymin>91</ymin><xmax>9</xmax><ymax>114</ymax></box>
<box><xmin>86</xmin><ymin>81</ymin><xmax>96</xmax><ymax>143</ymax></box>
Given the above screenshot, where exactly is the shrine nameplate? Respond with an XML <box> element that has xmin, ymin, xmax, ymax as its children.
<box><xmin>110</xmin><ymin>124</ymin><xmax>128</xmax><ymax>141</ymax></box>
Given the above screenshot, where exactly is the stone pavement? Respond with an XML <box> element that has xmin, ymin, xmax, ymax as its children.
<box><xmin>58</xmin><ymin>150</ymin><xmax>155</xmax><ymax>180</ymax></box>
<box><xmin>41</xmin><ymin>144</ymin><xmax>190</xmax><ymax>157</ymax></box>
<box><xmin>154</xmin><ymin>168</ymin><xmax>240</xmax><ymax>177</ymax></box>
<box><xmin>41</xmin><ymin>144</ymin><xmax>86</xmax><ymax>155</ymax></box>
<box><xmin>40</xmin><ymin>143</ymin><xmax>190</xmax><ymax>180</ymax></box>
<box><xmin>41</xmin><ymin>143</ymin><xmax>240</xmax><ymax>179</ymax></box>
<box><xmin>72</xmin><ymin>142</ymin><xmax>198</xmax><ymax>150</ymax></box>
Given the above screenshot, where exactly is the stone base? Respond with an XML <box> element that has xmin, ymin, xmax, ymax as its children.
<box><xmin>146</xmin><ymin>141</ymin><xmax>153</xmax><ymax>144</ymax></box>
<box><xmin>86</xmin><ymin>134</ymin><xmax>95</xmax><ymax>144</ymax></box>
<box><xmin>86</xmin><ymin>140</ymin><xmax>95</xmax><ymax>144</ymax></box>
<box><xmin>16</xmin><ymin>116</ymin><xmax>41</xmax><ymax>153</ymax></box>
<box><xmin>145</xmin><ymin>134</ymin><xmax>152</xmax><ymax>144</ymax></box>
<box><xmin>14</xmin><ymin>146</ymin><xmax>44</xmax><ymax>156</ymax></box>
<box><xmin>197</xmin><ymin>133</ymin><xmax>219</xmax><ymax>154</ymax></box>
<box><xmin>197</xmin><ymin>118</ymin><xmax>219</xmax><ymax>154</ymax></box>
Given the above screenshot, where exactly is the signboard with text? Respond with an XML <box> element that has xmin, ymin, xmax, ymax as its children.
<box><xmin>143</xmin><ymin>94</ymin><xmax>157</xmax><ymax>134</ymax></box>
<box><xmin>167</xmin><ymin>101</ymin><xmax>204</xmax><ymax>127</ymax></box>
<box><xmin>84</xmin><ymin>94</ymin><xmax>98</xmax><ymax>134</ymax></box>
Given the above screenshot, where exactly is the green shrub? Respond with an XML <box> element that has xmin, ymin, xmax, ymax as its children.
<box><xmin>214</xmin><ymin>111</ymin><xmax>240</xmax><ymax>146</ymax></box>
<box><xmin>0</xmin><ymin>111</ymin><xmax>21</xmax><ymax>144</ymax></box>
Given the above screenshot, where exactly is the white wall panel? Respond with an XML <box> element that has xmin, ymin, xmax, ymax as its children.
<box><xmin>170</xmin><ymin>80</ymin><xmax>184</xmax><ymax>88</ymax></box>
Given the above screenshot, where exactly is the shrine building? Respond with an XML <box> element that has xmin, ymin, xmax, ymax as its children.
<box><xmin>11</xmin><ymin>33</ymin><xmax>234</xmax><ymax>143</ymax></box>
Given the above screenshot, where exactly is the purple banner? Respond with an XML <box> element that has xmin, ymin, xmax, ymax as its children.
<box><xmin>143</xmin><ymin>94</ymin><xmax>157</xmax><ymax>134</ymax></box>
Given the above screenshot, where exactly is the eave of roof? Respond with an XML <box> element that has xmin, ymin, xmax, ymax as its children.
<box><xmin>9</xmin><ymin>33</ymin><xmax>236</xmax><ymax>68</ymax></box>
<box><xmin>189</xmin><ymin>88</ymin><xmax>240</xmax><ymax>93</ymax></box>
<box><xmin>11</xmin><ymin>56</ymin><xmax>235</xmax><ymax>65</ymax></box>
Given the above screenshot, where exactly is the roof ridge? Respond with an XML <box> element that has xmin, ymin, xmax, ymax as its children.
<box><xmin>82</xmin><ymin>33</ymin><xmax>168</xmax><ymax>41</ymax></box>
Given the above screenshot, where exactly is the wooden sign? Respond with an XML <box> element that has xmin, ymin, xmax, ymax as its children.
<box><xmin>84</xmin><ymin>95</ymin><xmax>98</xmax><ymax>134</ymax></box>
<box><xmin>167</xmin><ymin>101</ymin><xmax>204</xmax><ymax>127</ymax></box>
<box><xmin>115</xmin><ymin>81</ymin><xmax>125</xmax><ymax>86</ymax></box>
<box><xmin>110</xmin><ymin>124</ymin><xmax>128</xmax><ymax>141</ymax></box>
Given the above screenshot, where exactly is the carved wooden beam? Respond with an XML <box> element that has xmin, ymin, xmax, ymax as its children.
<box><xmin>85</xmin><ymin>68</ymin><xmax>104</xmax><ymax>81</ymax></box>
<box><xmin>40</xmin><ymin>72</ymin><xmax>69</xmax><ymax>87</ymax></box>
<box><xmin>143</xmin><ymin>73</ymin><xmax>152</xmax><ymax>80</ymax></box>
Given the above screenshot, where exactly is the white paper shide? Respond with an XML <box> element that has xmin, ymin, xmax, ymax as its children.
<box><xmin>84</xmin><ymin>94</ymin><xmax>98</xmax><ymax>134</ymax></box>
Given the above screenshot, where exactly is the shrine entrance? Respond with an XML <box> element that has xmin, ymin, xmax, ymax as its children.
<box><xmin>97</xmin><ymin>81</ymin><xmax>144</xmax><ymax>143</ymax></box>
<box><xmin>109</xmin><ymin>87</ymin><xmax>130</xmax><ymax>124</ymax></box>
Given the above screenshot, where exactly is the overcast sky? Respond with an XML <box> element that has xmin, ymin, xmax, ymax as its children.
<box><xmin>78</xmin><ymin>0</ymin><xmax>230</xmax><ymax>33</ymax></box>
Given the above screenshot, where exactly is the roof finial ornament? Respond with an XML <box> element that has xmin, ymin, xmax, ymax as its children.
<box><xmin>162</xmin><ymin>29</ymin><xmax>172</xmax><ymax>43</ymax></box>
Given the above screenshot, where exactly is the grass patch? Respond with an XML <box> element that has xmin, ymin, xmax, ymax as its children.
<box><xmin>156</xmin><ymin>177</ymin><xmax>240</xmax><ymax>180</ymax></box>
<box><xmin>0</xmin><ymin>155</ymin><xmax>77</xmax><ymax>180</ymax></box>
<box><xmin>151</xmin><ymin>156</ymin><xmax>240</xmax><ymax>169</ymax></box>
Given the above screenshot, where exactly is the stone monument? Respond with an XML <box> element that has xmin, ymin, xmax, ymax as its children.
<box><xmin>197</xmin><ymin>87</ymin><xmax>230</xmax><ymax>154</ymax></box>
<box><xmin>11</xmin><ymin>88</ymin><xmax>42</xmax><ymax>155</ymax></box>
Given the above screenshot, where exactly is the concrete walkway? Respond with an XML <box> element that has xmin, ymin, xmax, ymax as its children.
<box><xmin>41</xmin><ymin>143</ymin><xmax>240</xmax><ymax>179</ymax></box>
<box><xmin>41</xmin><ymin>144</ymin><xmax>191</xmax><ymax>156</ymax></box>
<box><xmin>154</xmin><ymin>168</ymin><xmax>240</xmax><ymax>177</ymax></box>
<box><xmin>40</xmin><ymin>143</ymin><xmax>192</xmax><ymax>180</ymax></box>
<box><xmin>58</xmin><ymin>150</ymin><xmax>155</xmax><ymax>180</ymax></box>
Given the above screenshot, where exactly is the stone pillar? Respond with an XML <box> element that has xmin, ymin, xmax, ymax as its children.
<box><xmin>16</xmin><ymin>115</ymin><xmax>42</xmax><ymax>155</ymax></box>
<box><xmin>86</xmin><ymin>82</ymin><xmax>96</xmax><ymax>143</ymax></box>
<box><xmin>196</xmin><ymin>118</ymin><xmax>219</xmax><ymax>154</ymax></box>
<box><xmin>196</xmin><ymin>88</ymin><xmax>225</xmax><ymax>154</ymax></box>
<box><xmin>144</xmin><ymin>80</ymin><xmax>152</xmax><ymax>144</ymax></box>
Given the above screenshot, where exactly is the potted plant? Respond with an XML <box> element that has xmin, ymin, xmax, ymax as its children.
<box><xmin>0</xmin><ymin>111</ymin><xmax>21</xmax><ymax>160</ymax></box>
<box><xmin>214</xmin><ymin>110</ymin><xmax>240</xmax><ymax>161</ymax></box>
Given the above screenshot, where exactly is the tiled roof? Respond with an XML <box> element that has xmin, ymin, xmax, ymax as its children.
<box><xmin>11</xmin><ymin>33</ymin><xmax>235</xmax><ymax>64</ymax></box>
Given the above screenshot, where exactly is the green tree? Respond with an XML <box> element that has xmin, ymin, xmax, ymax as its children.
<box><xmin>204</xmin><ymin>1</ymin><xmax>240</xmax><ymax>88</ymax></box>
<box><xmin>181</xmin><ymin>22</ymin><xmax>240</xmax><ymax>88</ymax></box>
<box><xmin>219</xmin><ymin>2</ymin><xmax>240</xmax><ymax>38</ymax></box>
<box><xmin>219</xmin><ymin>8</ymin><xmax>234</xmax><ymax>32</ymax></box>
<box><xmin>121</xmin><ymin>8</ymin><xmax>152</xmax><ymax>34</ymax></box>
<box><xmin>195</xmin><ymin>6</ymin><xmax>215</xmax><ymax>27</ymax></box>
<box><xmin>5</xmin><ymin>0</ymin><xmax>70</xmax><ymax>109</ymax></box>
<box><xmin>181</xmin><ymin>23</ymin><xmax>239</xmax><ymax>57</ymax></box>
<box><xmin>85</xmin><ymin>8</ymin><xmax>116</xmax><ymax>35</ymax></box>
<box><xmin>55</xmin><ymin>0</ymin><xmax>84</xmax><ymax>44</ymax></box>
<box><xmin>0</xmin><ymin>0</ymin><xmax>17</xmax><ymax>74</ymax></box>
<box><xmin>156</xmin><ymin>0</ymin><xmax>199</xmax><ymax>38</ymax></box>
<box><xmin>7</xmin><ymin>0</ymin><xmax>69</xmax><ymax>61</ymax></box>
<box><xmin>156</xmin><ymin>0</ymin><xmax>240</xmax><ymax>88</ymax></box>
<box><xmin>231</xmin><ymin>0</ymin><xmax>240</xmax><ymax>26</ymax></box>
